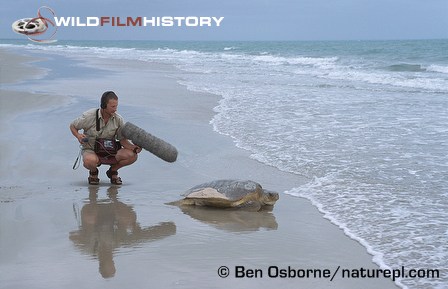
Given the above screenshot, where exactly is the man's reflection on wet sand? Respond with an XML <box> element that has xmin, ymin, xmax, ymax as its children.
<box><xmin>69</xmin><ymin>186</ymin><xmax>176</xmax><ymax>278</ymax></box>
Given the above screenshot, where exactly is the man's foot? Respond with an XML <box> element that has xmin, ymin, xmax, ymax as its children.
<box><xmin>106</xmin><ymin>168</ymin><xmax>122</xmax><ymax>185</ymax></box>
<box><xmin>88</xmin><ymin>169</ymin><xmax>100</xmax><ymax>185</ymax></box>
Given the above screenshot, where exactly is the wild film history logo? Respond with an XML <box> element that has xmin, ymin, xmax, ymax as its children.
<box><xmin>12</xmin><ymin>6</ymin><xmax>224</xmax><ymax>43</ymax></box>
<box><xmin>12</xmin><ymin>6</ymin><xmax>58</xmax><ymax>43</ymax></box>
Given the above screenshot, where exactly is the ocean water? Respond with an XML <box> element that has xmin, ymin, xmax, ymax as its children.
<box><xmin>1</xmin><ymin>39</ymin><xmax>447</xmax><ymax>289</ymax></box>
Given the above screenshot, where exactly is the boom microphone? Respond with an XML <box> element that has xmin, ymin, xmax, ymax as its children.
<box><xmin>120</xmin><ymin>122</ymin><xmax>178</xmax><ymax>163</ymax></box>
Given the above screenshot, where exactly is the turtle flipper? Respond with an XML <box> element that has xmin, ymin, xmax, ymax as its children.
<box><xmin>233</xmin><ymin>200</ymin><xmax>262</xmax><ymax>211</ymax></box>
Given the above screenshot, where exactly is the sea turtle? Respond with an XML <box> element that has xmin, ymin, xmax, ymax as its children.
<box><xmin>168</xmin><ymin>180</ymin><xmax>279</xmax><ymax>211</ymax></box>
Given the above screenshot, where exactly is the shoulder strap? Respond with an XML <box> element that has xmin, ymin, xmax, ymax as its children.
<box><xmin>96</xmin><ymin>109</ymin><xmax>100</xmax><ymax>132</ymax></box>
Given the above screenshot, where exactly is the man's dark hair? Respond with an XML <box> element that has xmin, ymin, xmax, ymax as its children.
<box><xmin>100</xmin><ymin>91</ymin><xmax>118</xmax><ymax>109</ymax></box>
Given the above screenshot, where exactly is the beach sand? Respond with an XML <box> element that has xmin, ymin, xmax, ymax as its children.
<box><xmin>0</xmin><ymin>47</ymin><xmax>399</xmax><ymax>289</ymax></box>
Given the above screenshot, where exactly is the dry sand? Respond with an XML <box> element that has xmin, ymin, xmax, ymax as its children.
<box><xmin>0</xmin><ymin>47</ymin><xmax>399</xmax><ymax>289</ymax></box>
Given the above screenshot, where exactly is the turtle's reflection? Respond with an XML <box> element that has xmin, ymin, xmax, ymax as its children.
<box><xmin>177</xmin><ymin>205</ymin><xmax>278</xmax><ymax>232</ymax></box>
<box><xmin>69</xmin><ymin>187</ymin><xmax>176</xmax><ymax>278</ymax></box>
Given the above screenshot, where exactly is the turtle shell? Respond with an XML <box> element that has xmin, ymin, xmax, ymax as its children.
<box><xmin>183</xmin><ymin>180</ymin><xmax>263</xmax><ymax>208</ymax></box>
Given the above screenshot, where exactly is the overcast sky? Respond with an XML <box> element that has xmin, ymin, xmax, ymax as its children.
<box><xmin>2</xmin><ymin>0</ymin><xmax>447</xmax><ymax>41</ymax></box>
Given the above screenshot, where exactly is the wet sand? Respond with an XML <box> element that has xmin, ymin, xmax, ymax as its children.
<box><xmin>0</xmin><ymin>47</ymin><xmax>399</xmax><ymax>289</ymax></box>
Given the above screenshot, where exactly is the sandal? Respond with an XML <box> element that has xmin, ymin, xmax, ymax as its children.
<box><xmin>106</xmin><ymin>168</ymin><xmax>122</xmax><ymax>185</ymax></box>
<box><xmin>88</xmin><ymin>169</ymin><xmax>100</xmax><ymax>185</ymax></box>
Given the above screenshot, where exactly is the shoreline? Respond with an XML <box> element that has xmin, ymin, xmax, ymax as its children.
<box><xmin>0</xmin><ymin>47</ymin><xmax>399</xmax><ymax>289</ymax></box>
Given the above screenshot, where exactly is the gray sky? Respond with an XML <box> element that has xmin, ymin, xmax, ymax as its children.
<box><xmin>2</xmin><ymin>0</ymin><xmax>447</xmax><ymax>41</ymax></box>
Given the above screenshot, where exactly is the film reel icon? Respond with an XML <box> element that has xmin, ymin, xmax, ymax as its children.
<box><xmin>11</xmin><ymin>6</ymin><xmax>58</xmax><ymax>43</ymax></box>
<box><xmin>12</xmin><ymin>18</ymin><xmax>47</xmax><ymax>35</ymax></box>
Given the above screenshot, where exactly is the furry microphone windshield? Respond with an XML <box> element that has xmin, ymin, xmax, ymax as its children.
<box><xmin>120</xmin><ymin>122</ymin><xmax>178</xmax><ymax>163</ymax></box>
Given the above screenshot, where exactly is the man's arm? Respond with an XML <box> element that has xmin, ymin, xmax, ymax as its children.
<box><xmin>70</xmin><ymin>124</ymin><xmax>86</xmax><ymax>144</ymax></box>
<box><xmin>120</xmin><ymin>138</ymin><xmax>142</xmax><ymax>153</ymax></box>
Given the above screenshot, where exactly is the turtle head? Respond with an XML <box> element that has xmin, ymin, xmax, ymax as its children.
<box><xmin>261</xmin><ymin>189</ymin><xmax>279</xmax><ymax>206</ymax></box>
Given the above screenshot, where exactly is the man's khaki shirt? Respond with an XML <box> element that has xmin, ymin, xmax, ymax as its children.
<box><xmin>71</xmin><ymin>108</ymin><xmax>124</xmax><ymax>150</ymax></box>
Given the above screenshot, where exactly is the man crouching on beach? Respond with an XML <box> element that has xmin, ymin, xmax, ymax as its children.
<box><xmin>70</xmin><ymin>91</ymin><xmax>142</xmax><ymax>185</ymax></box>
